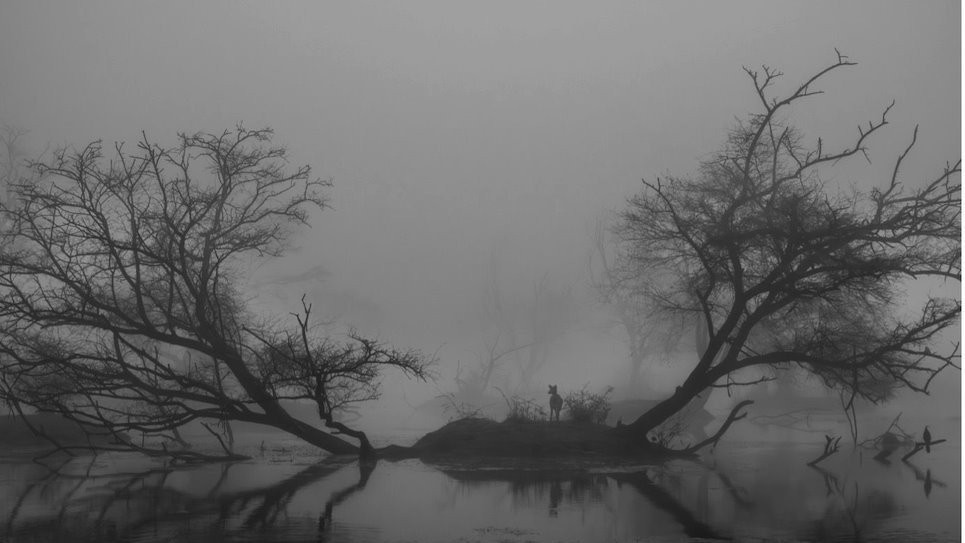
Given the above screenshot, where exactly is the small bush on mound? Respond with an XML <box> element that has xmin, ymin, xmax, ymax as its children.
<box><xmin>564</xmin><ymin>386</ymin><xmax>612</xmax><ymax>424</ymax></box>
<box><xmin>502</xmin><ymin>395</ymin><xmax>547</xmax><ymax>423</ymax></box>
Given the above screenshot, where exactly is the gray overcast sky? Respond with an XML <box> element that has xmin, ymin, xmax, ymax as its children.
<box><xmin>0</xmin><ymin>1</ymin><xmax>959</xmax><ymax>407</ymax></box>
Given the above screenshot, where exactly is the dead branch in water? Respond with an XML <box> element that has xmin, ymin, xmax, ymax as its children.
<box><xmin>902</xmin><ymin>438</ymin><xmax>947</xmax><ymax>462</ymax></box>
<box><xmin>675</xmin><ymin>400</ymin><xmax>754</xmax><ymax>455</ymax></box>
<box><xmin>807</xmin><ymin>434</ymin><xmax>842</xmax><ymax>466</ymax></box>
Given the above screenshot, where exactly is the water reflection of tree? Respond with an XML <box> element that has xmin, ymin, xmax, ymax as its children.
<box><xmin>444</xmin><ymin>456</ymin><xmax>935</xmax><ymax>543</ymax></box>
<box><xmin>441</xmin><ymin>456</ymin><xmax>932</xmax><ymax>542</ymax></box>
<box><xmin>4</xmin><ymin>460</ymin><xmax>181</xmax><ymax>541</ymax></box>
<box><xmin>442</xmin><ymin>466</ymin><xmax>732</xmax><ymax>540</ymax></box>
<box><xmin>903</xmin><ymin>461</ymin><xmax>948</xmax><ymax>499</ymax></box>
<box><xmin>2</xmin><ymin>456</ymin><xmax>372</xmax><ymax>542</ymax></box>
<box><xmin>442</xmin><ymin>468</ymin><xmax>611</xmax><ymax>516</ymax></box>
<box><xmin>610</xmin><ymin>470</ymin><xmax>728</xmax><ymax>540</ymax></box>
<box><xmin>3</xmin><ymin>456</ymin><xmax>96</xmax><ymax>540</ymax></box>
<box><xmin>807</xmin><ymin>466</ymin><xmax>900</xmax><ymax>542</ymax></box>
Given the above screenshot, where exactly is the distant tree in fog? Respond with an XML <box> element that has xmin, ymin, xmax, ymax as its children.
<box><xmin>0</xmin><ymin>126</ymin><xmax>431</xmax><ymax>460</ymax></box>
<box><xmin>615</xmin><ymin>52</ymin><xmax>960</xmax><ymax>443</ymax></box>
<box><xmin>0</xmin><ymin>127</ymin><xmax>27</xmax><ymax>238</ymax></box>
<box><xmin>516</xmin><ymin>274</ymin><xmax>577</xmax><ymax>391</ymax></box>
<box><xmin>452</xmin><ymin>261</ymin><xmax>575</xmax><ymax>407</ymax></box>
<box><xmin>589</xmin><ymin>220</ymin><xmax>692</xmax><ymax>395</ymax></box>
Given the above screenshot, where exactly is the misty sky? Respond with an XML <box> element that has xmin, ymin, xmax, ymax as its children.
<box><xmin>0</xmin><ymin>2</ymin><xmax>960</xmax><ymax>416</ymax></box>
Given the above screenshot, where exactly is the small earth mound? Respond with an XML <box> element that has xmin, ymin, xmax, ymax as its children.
<box><xmin>407</xmin><ymin>417</ymin><xmax>653</xmax><ymax>458</ymax></box>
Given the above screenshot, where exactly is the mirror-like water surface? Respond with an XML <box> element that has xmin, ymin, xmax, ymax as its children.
<box><xmin>0</xmin><ymin>437</ymin><xmax>958</xmax><ymax>542</ymax></box>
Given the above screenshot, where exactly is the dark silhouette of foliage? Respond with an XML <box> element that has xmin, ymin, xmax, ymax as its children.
<box><xmin>0</xmin><ymin>126</ymin><xmax>431</xmax><ymax>459</ymax></box>
<box><xmin>616</xmin><ymin>52</ymin><xmax>960</xmax><ymax>444</ymax></box>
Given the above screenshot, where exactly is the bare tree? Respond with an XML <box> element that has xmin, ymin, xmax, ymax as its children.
<box><xmin>249</xmin><ymin>295</ymin><xmax>429</xmax><ymax>457</ymax></box>
<box><xmin>0</xmin><ymin>126</ymin><xmax>431</xmax><ymax>460</ymax></box>
<box><xmin>615</xmin><ymin>52</ymin><xmax>960</xmax><ymax>445</ymax></box>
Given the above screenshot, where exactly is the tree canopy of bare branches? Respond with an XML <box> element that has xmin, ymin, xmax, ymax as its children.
<box><xmin>616</xmin><ymin>52</ymin><xmax>960</xmax><ymax>439</ymax></box>
<box><xmin>0</xmin><ymin>126</ymin><xmax>431</xmax><ymax>460</ymax></box>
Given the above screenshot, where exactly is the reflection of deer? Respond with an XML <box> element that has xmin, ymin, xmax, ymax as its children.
<box><xmin>548</xmin><ymin>480</ymin><xmax>562</xmax><ymax>517</ymax></box>
<box><xmin>548</xmin><ymin>385</ymin><xmax>563</xmax><ymax>421</ymax></box>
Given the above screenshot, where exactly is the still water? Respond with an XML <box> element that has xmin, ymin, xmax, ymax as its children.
<box><xmin>0</xmin><ymin>435</ymin><xmax>959</xmax><ymax>542</ymax></box>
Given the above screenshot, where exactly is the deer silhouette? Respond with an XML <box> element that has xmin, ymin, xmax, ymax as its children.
<box><xmin>548</xmin><ymin>385</ymin><xmax>563</xmax><ymax>422</ymax></box>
